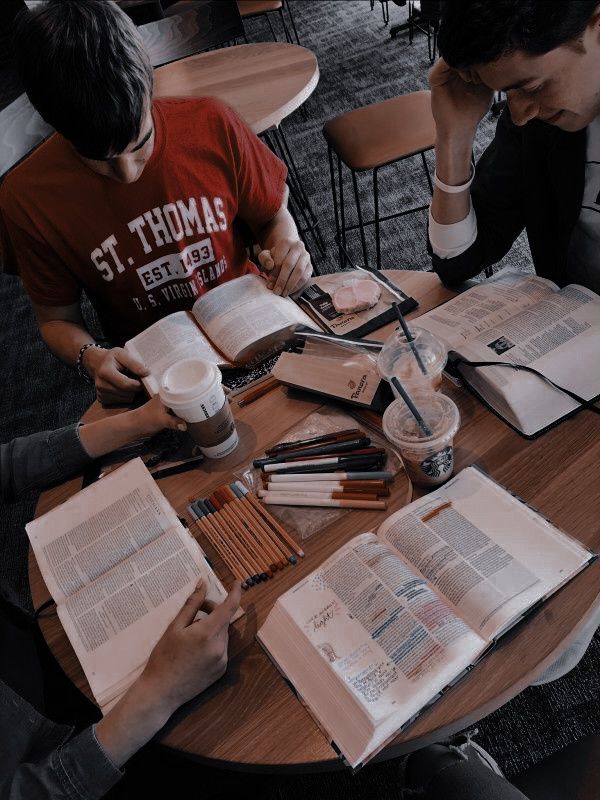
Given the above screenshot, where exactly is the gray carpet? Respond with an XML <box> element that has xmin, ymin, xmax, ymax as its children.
<box><xmin>0</xmin><ymin>0</ymin><xmax>597</xmax><ymax>789</ymax></box>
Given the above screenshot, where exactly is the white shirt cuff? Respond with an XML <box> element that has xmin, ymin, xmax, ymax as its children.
<box><xmin>429</xmin><ymin>201</ymin><xmax>478</xmax><ymax>259</ymax></box>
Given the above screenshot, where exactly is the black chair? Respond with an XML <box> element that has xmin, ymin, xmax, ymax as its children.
<box><xmin>237</xmin><ymin>1</ymin><xmax>301</xmax><ymax>46</ymax></box>
<box><xmin>391</xmin><ymin>0</ymin><xmax>441</xmax><ymax>64</ymax></box>
<box><xmin>139</xmin><ymin>0</ymin><xmax>244</xmax><ymax>67</ymax></box>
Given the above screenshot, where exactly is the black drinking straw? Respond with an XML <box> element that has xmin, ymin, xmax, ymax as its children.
<box><xmin>390</xmin><ymin>377</ymin><xmax>433</xmax><ymax>437</ymax></box>
<box><xmin>393</xmin><ymin>302</ymin><xmax>427</xmax><ymax>376</ymax></box>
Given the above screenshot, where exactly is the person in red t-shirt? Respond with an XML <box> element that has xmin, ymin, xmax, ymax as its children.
<box><xmin>0</xmin><ymin>0</ymin><xmax>313</xmax><ymax>404</ymax></box>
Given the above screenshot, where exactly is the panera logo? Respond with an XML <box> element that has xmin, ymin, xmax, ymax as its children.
<box><xmin>350</xmin><ymin>374</ymin><xmax>368</xmax><ymax>399</ymax></box>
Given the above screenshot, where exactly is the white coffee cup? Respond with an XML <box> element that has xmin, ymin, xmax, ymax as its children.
<box><xmin>159</xmin><ymin>358</ymin><xmax>239</xmax><ymax>459</ymax></box>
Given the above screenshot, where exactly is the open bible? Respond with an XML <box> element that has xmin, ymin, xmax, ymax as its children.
<box><xmin>415</xmin><ymin>270</ymin><xmax>600</xmax><ymax>437</ymax></box>
<box><xmin>258</xmin><ymin>466</ymin><xmax>593</xmax><ymax>768</ymax></box>
<box><xmin>125</xmin><ymin>274</ymin><xmax>317</xmax><ymax>395</ymax></box>
<box><xmin>26</xmin><ymin>458</ymin><xmax>239</xmax><ymax>713</ymax></box>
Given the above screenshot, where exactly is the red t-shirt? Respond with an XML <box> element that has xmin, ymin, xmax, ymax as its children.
<box><xmin>0</xmin><ymin>97</ymin><xmax>287</xmax><ymax>342</ymax></box>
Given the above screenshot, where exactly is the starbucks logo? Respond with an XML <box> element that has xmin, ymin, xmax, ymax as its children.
<box><xmin>421</xmin><ymin>446</ymin><xmax>453</xmax><ymax>478</ymax></box>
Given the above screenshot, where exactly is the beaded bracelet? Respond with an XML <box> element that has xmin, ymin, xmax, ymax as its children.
<box><xmin>76</xmin><ymin>342</ymin><xmax>104</xmax><ymax>383</ymax></box>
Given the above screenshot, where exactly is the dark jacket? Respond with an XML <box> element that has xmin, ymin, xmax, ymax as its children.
<box><xmin>431</xmin><ymin>108</ymin><xmax>587</xmax><ymax>287</ymax></box>
<box><xmin>0</xmin><ymin>425</ymin><xmax>123</xmax><ymax>799</ymax></box>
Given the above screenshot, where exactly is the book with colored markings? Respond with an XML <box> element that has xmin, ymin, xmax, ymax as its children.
<box><xmin>258</xmin><ymin>466</ymin><xmax>593</xmax><ymax>768</ymax></box>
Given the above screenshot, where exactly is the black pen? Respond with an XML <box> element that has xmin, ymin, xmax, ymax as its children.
<box><xmin>151</xmin><ymin>456</ymin><xmax>205</xmax><ymax>480</ymax></box>
<box><xmin>253</xmin><ymin>437</ymin><xmax>371</xmax><ymax>467</ymax></box>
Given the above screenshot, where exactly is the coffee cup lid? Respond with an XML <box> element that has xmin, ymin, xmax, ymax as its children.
<box><xmin>159</xmin><ymin>358</ymin><xmax>221</xmax><ymax>406</ymax></box>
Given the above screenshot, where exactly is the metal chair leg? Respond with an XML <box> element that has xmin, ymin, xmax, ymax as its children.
<box><xmin>351</xmin><ymin>170</ymin><xmax>369</xmax><ymax>269</ymax></box>
<box><xmin>265</xmin><ymin>12</ymin><xmax>278</xmax><ymax>41</ymax></box>
<box><xmin>274</xmin><ymin>125</ymin><xmax>326</xmax><ymax>255</ymax></box>
<box><xmin>373</xmin><ymin>167</ymin><xmax>381</xmax><ymax>271</ymax></box>
<box><xmin>328</xmin><ymin>144</ymin><xmax>344</xmax><ymax>270</ymax></box>
<box><xmin>337</xmin><ymin>154</ymin><xmax>349</xmax><ymax>268</ymax></box>
<box><xmin>277</xmin><ymin>7</ymin><xmax>293</xmax><ymax>43</ymax></box>
<box><xmin>284</xmin><ymin>0</ymin><xmax>301</xmax><ymax>45</ymax></box>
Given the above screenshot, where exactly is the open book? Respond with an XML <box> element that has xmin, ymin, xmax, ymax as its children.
<box><xmin>125</xmin><ymin>274</ymin><xmax>317</xmax><ymax>395</ymax></box>
<box><xmin>258</xmin><ymin>466</ymin><xmax>593</xmax><ymax>768</ymax></box>
<box><xmin>415</xmin><ymin>270</ymin><xmax>600</xmax><ymax>437</ymax></box>
<box><xmin>26</xmin><ymin>458</ymin><xmax>239</xmax><ymax>713</ymax></box>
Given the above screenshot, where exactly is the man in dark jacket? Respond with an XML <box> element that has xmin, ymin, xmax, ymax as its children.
<box><xmin>428</xmin><ymin>1</ymin><xmax>600</xmax><ymax>291</ymax></box>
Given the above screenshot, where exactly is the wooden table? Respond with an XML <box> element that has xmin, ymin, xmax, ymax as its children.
<box><xmin>153</xmin><ymin>42</ymin><xmax>319</xmax><ymax>134</ymax></box>
<box><xmin>30</xmin><ymin>271</ymin><xmax>600</xmax><ymax>770</ymax></box>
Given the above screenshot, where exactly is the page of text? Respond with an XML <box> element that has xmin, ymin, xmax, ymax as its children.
<box><xmin>378</xmin><ymin>467</ymin><xmax>590</xmax><ymax>641</ymax></box>
<box><xmin>277</xmin><ymin>533</ymin><xmax>485</xmax><ymax>725</ymax></box>
<box><xmin>192</xmin><ymin>274</ymin><xmax>315</xmax><ymax>362</ymax></box>
<box><xmin>125</xmin><ymin>311</ymin><xmax>226</xmax><ymax>394</ymax></box>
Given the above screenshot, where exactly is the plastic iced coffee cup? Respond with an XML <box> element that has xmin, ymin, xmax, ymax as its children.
<box><xmin>377</xmin><ymin>326</ymin><xmax>447</xmax><ymax>394</ymax></box>
<box><xmin>159</xmin><ymin>358</ymin><xmax>239</xmax><ymax>459</ymax></box>
<box><xmin>382</xmin><ymin>393</ymin><xmax>460</xmax><ymax>488</ymax></box>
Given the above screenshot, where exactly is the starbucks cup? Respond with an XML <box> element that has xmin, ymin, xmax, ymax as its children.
<box><xmin>159</xmin><ymin>358</ymin><xmax>239</xmax><ymax>459</ymax></box>
<box><xmin>382</xmin><ymin>393</ymin><xmax>460</xmax><ymax>488</ymax></box>
<box><xmin>377</xmin><ymin>326</ymin><xmax>447</xmax><ymax>394</ymax></box>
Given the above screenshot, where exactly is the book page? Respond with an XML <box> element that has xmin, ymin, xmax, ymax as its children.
<box><xmin>26</xmin><ymin>459</ymin><xmax>231</xmax><ymax>709</ymax></box>
<box><xmin>377</xmin><ymin>467</ymin><xmax>591</xmax><ymax>642</ymax></box>
<box><xmin>192</xmin><ymin>274</ymin><xmax>317</xmax><ymax>363</ymax></box>
<box><xmin>125</xmin><ymin>311</ymin><xmax>228</xmax><ymax>395</ymax></box>
<box><xmin>259</xmin><ymin>532</ymin><xmax>485</xmax><ymax>766</ymax></box>
<box><xmin>418</xmin><ymin>271</ymin><xmax>600</xmax><ymax>434</ymax></box>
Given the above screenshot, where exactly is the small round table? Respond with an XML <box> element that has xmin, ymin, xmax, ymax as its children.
<box><xmin>153</xmin><ymin>42</ymin><xmax>319</xmax><ymax>135</ymax></box>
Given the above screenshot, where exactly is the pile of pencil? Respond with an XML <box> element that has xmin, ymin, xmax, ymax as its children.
<box><xmin>187</xmin><ymin>481</ymin><xmax>304</xmax><ymax>590</ymax></box>
<box><xmin>254</xmin><ymin>428</ymin><xmax>394</xmax><ymax>510</ymax></box>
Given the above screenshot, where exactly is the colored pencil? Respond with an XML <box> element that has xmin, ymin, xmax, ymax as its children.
<box><xmin>261</xmin><ymin>496</ymin><xmax>387</xmax><ymax>510</ymax></box>
<box><xmin>238</xmin><ymin>377</ymin><xmax>280</xmax><ymax>407</ymax></box>
<box><xmin>215</xmin><ymin>487</ymin><xmax>286</xmax><ymax>569</ymax></box>
<box><xmin>234</xmin><ymin>481</ymin><xmax>305</xmax><ymax>557</ymax></box>
<box><xmin>188</xmin><ymin>504</ymin><xmax>252</xmax><ymax>588</ymax></box>
<box><xmin>268</xmin><ymin>471</ymin><xmax>394</xmax><ymax>482</ymax></box>
<box><xmin>208</xmin><ymin>494</ymin><xmax>274</xmax><ymax>578</ymax></box>
<box><xmin>222</xmin><ymin>485</ymin><xmax>295</xmax><ymax>564</ymax></box>
<box><xmin>421</xmin><ymin>501</ymin><xmax>453</xmax><ymax>523</ymax></box>
<box><xmin>199</xmin><ymin>498</ymin><xmax>267</xmax><ymax>582</ymax></box>
<box><xmin>228</xmin><ymin>484</ymin><xmax>298</xmax><ymax>564</ymax></box>
<box><xmin>266</xmin><ymin>429</ymin><xmax>364</xmax><ymax>455</ymax></box>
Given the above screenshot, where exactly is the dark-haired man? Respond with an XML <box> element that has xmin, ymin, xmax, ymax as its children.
<box><xmin>428</xmin><ymin>0</ymin><xmax>600</xmax><ymax>291</ymax></box>
<box><xmin>0</xmin><ymin>0</ymin><xmax>312</xmax><ymax>405</ymax></box>
<box><xmin>427</xmin><ymin>0</ymin><xmax>600</xmax><ymax>682</ymax></box>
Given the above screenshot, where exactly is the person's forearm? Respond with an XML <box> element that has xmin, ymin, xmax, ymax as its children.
<box><xmin>38</xmin><ymin>317</ymin><xmax>95</xmax><ymax>368</ymax></box>
<box><xmin>95</xmin><ymin>675</ymin><xmax>173</xmax><ymax>767</ymax></box>
<box><xmin>255</xmin><ymin>188</ymin><xmax>298</xmax><ymax>250</ymax></box>
<box><xmin>79</xmin><ymin>408</ymin><xmax>167</xmax><ymax>459</ymax></box>
<box><xmin>430</xmin><ymin>134</ymin><xmax>474</xmax><ymax>225</ymax></box>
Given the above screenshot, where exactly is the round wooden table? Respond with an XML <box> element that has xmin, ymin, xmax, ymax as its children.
<box><xmin>153</xmin><ymin>42</ymin><xmax>319</xmax><ymax>134</ymax></box>
<box><xmin>30</xmin><ymin>271</ymin><xmax>600</xmax><ymax>770</ymax></box>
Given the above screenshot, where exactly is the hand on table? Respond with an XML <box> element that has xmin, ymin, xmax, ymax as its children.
<box><xmin>84</xmin><ymin>346</ymin><xmax>149</xmax><ymax>405</ymax></box>
<box><xmin>429</xmin><ymin>58</ymin><xmax>493</xmax><ymax>143</ymax></box>
<box><xmin>140</xmin><ymin>580</ymin><xmax>242</xmax><ymax>714</ymax></box>
<box><xmin>258</xmin><ymin>238</ymin><xmax>313</xmax><ymax>296</ymax></box>
<box><xmin>95</xmin><ymin>580</ymin><xmax>241</xmax><ymax>768</ymax></box>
